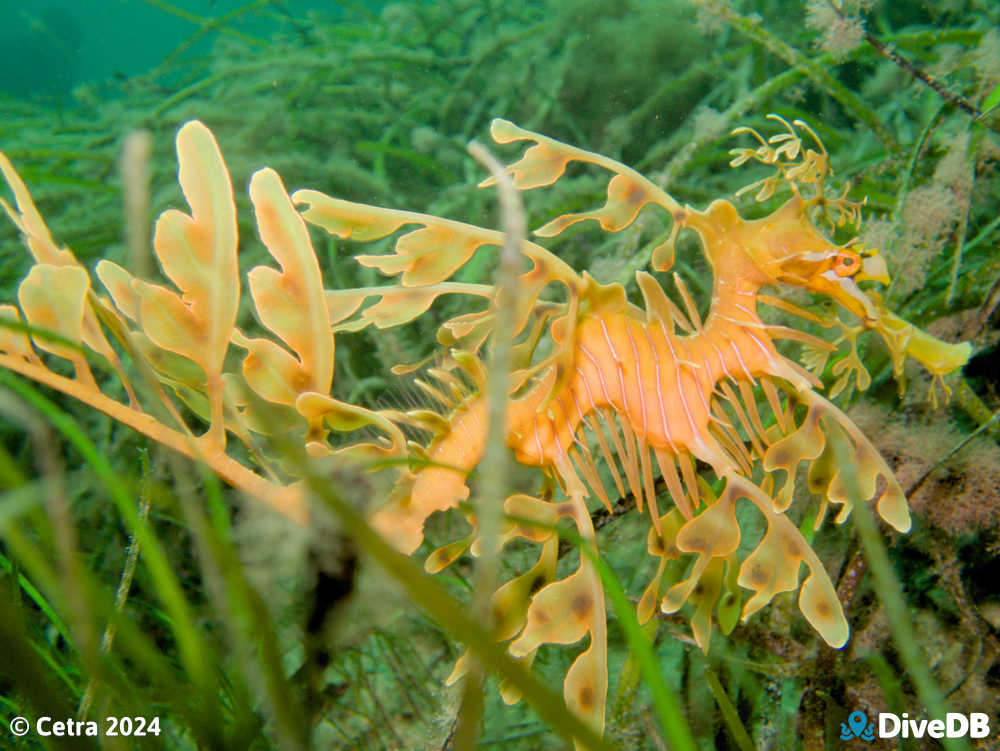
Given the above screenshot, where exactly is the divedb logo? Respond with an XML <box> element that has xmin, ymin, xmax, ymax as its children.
<box><xmin>840</xmin><ymin>710</ymin><xmax>991</xmax><ymax>741</ymax></box>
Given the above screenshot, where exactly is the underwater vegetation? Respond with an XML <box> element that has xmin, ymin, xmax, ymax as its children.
<box><xmin>0</xmin><ymin>1</ymin><xmax>999</xmax><ymax>750</ymax></box>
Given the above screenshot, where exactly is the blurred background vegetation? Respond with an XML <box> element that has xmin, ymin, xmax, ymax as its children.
<box><xmin>0</xmin><ymin>0</ymin><xmax>998</xmax><ymax>749</ymax></box>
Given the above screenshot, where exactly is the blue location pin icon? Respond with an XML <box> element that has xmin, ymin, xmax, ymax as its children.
<box><xmin>847</xmin><ymin>711</ymin><xmax>867</xmax><ymax>738</ymax></box>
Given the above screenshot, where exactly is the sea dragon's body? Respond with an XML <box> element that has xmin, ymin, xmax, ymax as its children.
<box><xmin>0</xmin><ymin>116</ymin><xmax>971</xmax><ymax>737</ymax></box>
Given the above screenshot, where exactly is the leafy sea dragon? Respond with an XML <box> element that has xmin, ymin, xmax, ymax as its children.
<box><xmin>0</xmin><ymin>116</ymin><xmax>970</xmax><ymax>735</ymax></box>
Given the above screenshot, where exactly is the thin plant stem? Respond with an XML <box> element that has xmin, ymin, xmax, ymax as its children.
<box><xmin>77</xmin><ymin>448</ymin><xmax>153</xmax><ymax>720</ymax></box>
<box><xmin>452</xmin><ymin>141</ymin><xmax>526</xmax><ymax>751</ymax></box>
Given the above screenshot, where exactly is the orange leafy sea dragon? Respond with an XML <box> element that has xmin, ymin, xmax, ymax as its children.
<box><xmin>0</xmin><ymin>116</ymin><xmax>971</xmax><ymax>736</ymax></box>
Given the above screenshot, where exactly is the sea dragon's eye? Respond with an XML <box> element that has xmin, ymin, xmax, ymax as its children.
<box><xmin>833</xmin><ymin>249</ymin><xmax>861</xmax><ymax>277</ymax></box>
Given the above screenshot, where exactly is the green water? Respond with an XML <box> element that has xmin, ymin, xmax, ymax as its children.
<box><xmin>0</xmin><ymin>1</ymin><xmax>362</xmax><ymax>100</ymax></box>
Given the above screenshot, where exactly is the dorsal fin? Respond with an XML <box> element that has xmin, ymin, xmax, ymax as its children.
<box><xmin>672</xmin><ymin>272</ymin><xmax>703</xmax><ymax>331</ymax></box>
<box><xmin>636</xmin><ymin>271</ymin><xmax>691</xmax><ymax>334</ymax></box>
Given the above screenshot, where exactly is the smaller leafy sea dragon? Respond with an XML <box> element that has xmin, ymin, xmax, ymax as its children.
<box><xmin>0</xmin><ymin>115</ymin><xmax>970</xmax><ymax>736</ymax></box>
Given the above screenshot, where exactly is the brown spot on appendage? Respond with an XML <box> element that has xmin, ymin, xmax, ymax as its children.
<box><xmin>783</xmin><ymin>536</ymin><xmax>801</xmax><ymax>558</ymax></box>
<box><xmin>684</xmin><ymin>536</ymin><xmax>706</xmax><ymax>552</ymax></box>
<box><xmin>557</xmin><ymin>502</ymin><xmax>574</xmax><ymax>517</ymax></box>
<box><xmin>281</xmin><ymin>276</ymin><xmax>302</xmax><ymax>304</ymax></box>
<box><xmin>571</xmin><ymin>592</ymin><xmax>592</xmax><ymax>618</ymax></box>
<box><xmin>748</xmin><ymin>564</ymin><xmax>768</xmax><ymax>586</ymax></box>
<box><xmin>808</xmin><ymin>471</ymin><xmax>830</xmax><ymax>493</ymax></box>
<box><xmin>291</xmin><ymin>370</ymin><xmax>312</xmax><ymax>391</ymax></box>
<box><xmin>768</xmin><ymin>448</ymin><xmax>791</xmax><ymax>467</ymax></box>
<box><xmin>577</xmin><ymin>684</ymin><xmax>595</xmax><ymax>710</ymax></box>
<box><xmin>517</xmin><ymin>523</ymin><xmax>541</xmax><ymax>539</ymax></box>
<box><xmin>534</xmin><ymin>610</ymin><xmax>549</xmax><ymax>626</ymax></box>
<box><xmin>814</xmin><ymin>599</ymin><xmax>833</xmax><ymax>618</ymax></box>
<box><xmin>650</xmin><ymin>535</ymin><xmax>665</xmax><ymax>555</ymax></box>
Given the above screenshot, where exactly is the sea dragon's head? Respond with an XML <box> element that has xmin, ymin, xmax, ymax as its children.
<box><xmin>723</xmin><ymin>115</ymin><xmax>972</xmax><ymax>403</ymax></box>
<box><xmin>783</xmin><ymin>223</ymin><xmax>971</xmax><ymax>402</ymax></box>
<box><xmin>746</xmin><ymin>195</ymin><xmax>891</xmax><ymax>324</ymax></box>
<box><xmin>690</xmin><ymin>189</ymin><xmax>891</xmax><ymax>327</ymax></box>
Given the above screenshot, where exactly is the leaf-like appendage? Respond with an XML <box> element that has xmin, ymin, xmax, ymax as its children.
<box><xmin>96</xmin><ymin>260</ymin><xmax>140</xmax><ymax>322</ymax></box>
<box><xmin>296</xmin><ymin>391</ymin><xmax>406</xmax><ymax>458</ymax></box>
<box><xmin>500</xmin><ymin>494</ymin><xmax>562</xmax><ymax>545</ymax></box>
<box><xmin>0</xmin><ymin>153</ymin><xmax>77</xmax><ymax>267</ymax></box>
<box><xmin>509</xmin><ymin>564</ymin><xmax>594</xmax><ymax>653</ymax></box>
<box><xmin>689</xmin><ymin>558</ymin><xmax>726</xmax><ymax>651</ymax></box>
<box><xmin>135</xmin><ymin>120</ymin><xmax>238</xmax><ymax>451</ymax></box>
<box><xmin>134</xmin><ymin>280</ymin><xmax>207</xmax><ymax>366</ymax></box>
<box><xmin>871</xmin><ymin>306</ymin><xmax>971</xmax><ymax>407</ymax></box>
<box><xmin>296</xmin><ymin>190</ymin><xmax>501</xmax><ymax>287</ymax></box>
<box><xmin>438</xmin><ymin>309</ymin><xmax>493</xmax><ymax>349</ymax></box>
<box><xmin>637</xmin><ymin>510</ymin><xmax>685</xmax><ymax>623</ymax></box>
<box><xmin>1</xmin><ymin>155</ymin><xmax>127</xmax><ymax>372</ymax></box>
<box><xmin>564</xmin><ymin>640</ymin><xmax>606</xmax><ymax>732</ymax></box>
<box><xmin>326</xmin><ymin>283</ymin><xmax>492</xmax><ymax>332</ymax></box>
<box><xmin>325</xmin><ymin>289</ymin><xmax>369</xmax><ymax>326</ymax></box>
<box><xmin>131</xmin><ymin>331</ymin><xmax>206</xmax><ymax>389</ymax></box>
<box><xmin>492</xmin><ymin>536</ymin><xmax>559</xmax><ymax>642</ymax></box>
<box><xmin>797</xmin><ymin>391</ymin><xmax>911</xmax><ymax>533</ymax></box>
<box><xmin>0</xmin><ymin>305</ymin><xmax>35</xmax><ymax>361</ymax></box>
<box><xmin>762</xmin><ymin>405</ymin><xmax>825</xmax><ymax>512</ymax></box>
<box><xmin>742</xmin><ymin>488</ymin><xmax>848</xmax><ymax>648</ymax></box>
<box><xmin>486</xmin><ymin>119</ymin><xmax>682</xmax><ymax>267</ymax></box>
<box><xmin>231</xmin><ymin>332</ymin><xmax>308</xmax><ymax>408</ymax></box>
<box><xmin>248</xmin><ymin>168</ymin><xmax>332</xmax><ymax>397</ymax></box>
<box><xmin>356</xmin><ymin>224</ymin><xmax>491</xmax><ymax>287</ymax></box>
<box><xmin>798</xmin><ymin>561</ymin><xmax>849</xmax><ymax>649</ymax></box>
<box><xmin>18</xmin><ymin>264</ymin><xmax>96</xmax><ymax>386</ymax></box>
<box><xmin>663</xmin><ymin>472</ymin><xmax>848</xmax><ymax>649</ymax></box>
<box><xmin>661</xmin><ymin>488</ymin><xmax>741</xmax><ymax>614</ymax></box>
<box><xmin>296</xmin><ymin>179</ymin><xmax>581</xmax><ymax>366</ymax></box>
<box><xmin>535</xmin><ymin>174</ymin><xmax>656</xmax><ymax>237</ymax></box>
<box><xmin>293</xmin><ymin>191</ymin><xmax>412</xmax><ymax>241</ymax></box>
<box><xmin>425</xmin><ymin>535</ymin><xmax>474</xmax><ymax>575</ymax></box>
<box><xmin>348</xmin><ymin>287</ymin><xmax>442</xmax><ymax>330</ymax></box>
<box><xmin>484</xmin><ymin>119</ymin><xmax>577</xmax><ymax>190</ymax></box>
<box><xmin>509</xmin><ymin>558</ymin><xmax>607</xmax><ymax>732</ymax></box>
<box><xmin>716</xmin><ymin>557</ymin><xmax>742</xmax><ymax>636</ymax></box>
<box><xmin>149</xmin><ymin>120</ymin><xmax>238</xmax><ymax>380</ymax></box>
<box><xmin>737</xmin><ymin>523</ymin><xmax>804</xmax><ymax>620</ymax></box>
